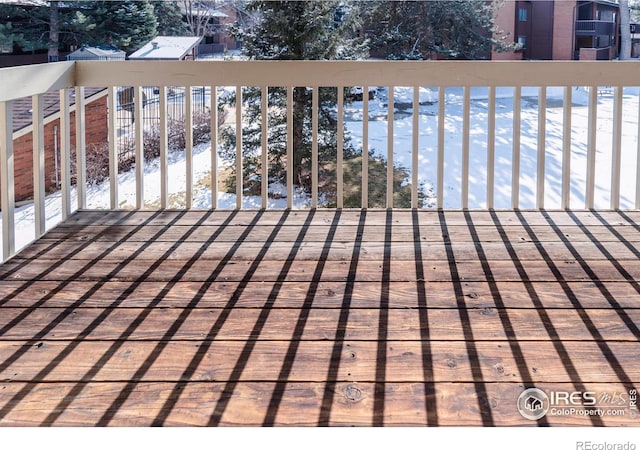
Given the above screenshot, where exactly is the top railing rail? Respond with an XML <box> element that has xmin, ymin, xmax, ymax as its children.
<box><xmin>4</xmin><ymin>60</ymin><xmax>640</xmax><ymax>103</ymax></box>
<box><xmin>74</xmin><ymin>60</ymin><xmax>640</xmax><ymax>90</ymax></box>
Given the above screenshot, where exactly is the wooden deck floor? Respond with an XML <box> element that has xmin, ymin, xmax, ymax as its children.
<box><xmin>0</xmin><ymin>209</ymin><xmax>639</xmax><ymax>426</ymax></box>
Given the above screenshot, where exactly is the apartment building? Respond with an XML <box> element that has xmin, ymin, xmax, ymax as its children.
<box><xmin>493</xmin><ymin>0</ymin><xmax>623</xmax><ymax>60</ymax></box>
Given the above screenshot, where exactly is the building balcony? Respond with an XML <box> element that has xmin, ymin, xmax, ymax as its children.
<box><xmin>0</xmin><ymin>60</ymin><xmax>639</xmax><ymax>426</ymax></box>
<box><xmin>575</xmin><ymin>19</ymin><xmax>615</xmax><ymax>36</ymax></box>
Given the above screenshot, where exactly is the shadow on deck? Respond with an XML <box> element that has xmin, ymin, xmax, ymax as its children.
<box><xmin>0</xmin><ymin>209</ymin><xmax>638</xmax><ymax>426</ymax></box>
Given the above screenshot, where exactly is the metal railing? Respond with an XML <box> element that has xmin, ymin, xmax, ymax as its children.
<box><xmin>2</xmin><ymin>59</ymin><xmax>640</xmax><ymax>260</ymax></box>
<box><xmin>115</xmin><ymin>85</ymin><xmax>209</xmax><ymax>164</ymax></box>
<box><xmin>575</xmin><ymin>19</ymin><xmax>615</xmax><ymax>36</ymax></box>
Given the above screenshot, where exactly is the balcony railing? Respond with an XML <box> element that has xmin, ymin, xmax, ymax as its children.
<box><xmin>2</xmin><ymin>60</ymin><xmax>640</xmax><ymax>261</ymax></box>
<box><xmin>575</xmin><ymin>19</ymin><xmax>615</xmax><ymax>36</ymax></box>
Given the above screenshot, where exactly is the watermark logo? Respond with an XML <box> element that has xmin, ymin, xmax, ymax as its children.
<box><xmin>517</xmin><ymin>388</ymin><xmax>549</xmax><ymax>420</ymax></box>
<box><xmin>517</xmin><ymin>387</ymin><xmax>638</xmax><ymax>421</ymax></box>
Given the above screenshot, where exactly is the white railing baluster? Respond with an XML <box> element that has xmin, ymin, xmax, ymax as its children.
<box><xmin>32</xmin><ymin>94</ymin><xmax>45</xmax><ymax>237</ymax></box>
<box><xmin>462</xmin><ymin>86</ymin><xmax>470</xmax><ymax>209</ymax></box>
<box><xmin>75</xmin><ymin>87</ymin><xmax>86</xmax><ymax>210</ymax></box>
<box><xmin>537</xmin><ymin>86</ymin><xmax>546</xmax><ymax>209</ymax></box>
<box><xmin>387</xmin><ymin>86</ymin><xmax>394</xmax><ymax>208</ymax></box>
<box><xmin>512</xmin><ymin>86</ymin><xmax>521</xmax><ymax>209</ymax></box>
<box><xmin>362</xmin><ymin>85</ymin><xmax>369</xmax><ymax>209</ymax></box>
<box><xmin>487</xmin><ymin>86</ymin><xmax>496</xmax><ymax>210</ymax></box>
<box><xmin>262</xmin><ymin>86</ymin><xmax>268</xmax><ymax>210</ymax></box>
<box><xmin>185</xmin><ymin>85</ymin><xmax>193</xmax><ymax>209</ymax></box>
<box><xmin>311</xmin><ymin>86</ymin><xmax>318</xmax><ymax>209</ymax></box>
<box><xmin>437</xmin><ymin>87</ymin><xmax>445</xmax><ymax>209</ymax></box>
<box><xmin>211</xmin><ymin>85</ymin><xmax>218</xmax><ymax>209</ymax></box>
<box><xmin>134</xmin><ymin>86</ymin><xmax>144</xmax><ymax>209</ymax></box>
<box><xmin>586</xmin><ymin>86</ymin><xmax>598</xmax><ymax>209</ymax></box>
<box><xmin>337</xmin><ymin>86</ymin><xmax>344</xmax><ymax>209</ymax></box>
<box><xmin>160</xmin><ymin>86</ymin><xmax>168</xmax><ymax>209</ymax></box>
<box><xmin>108</xmin><ymin>86</ymin><xmax>118</xmax><ymax>210</ymax></box>
<box><xmin>562</xmin><ymin>86</ymin><xmax>573</xmax><ymax>210</ymax></box>
<box><xmin>0</xmin><ymin>100</ymin><xmax>14</xmax><ymax>260</ymax></box>
<box><xmin>236</xmin><ymin>85</ymin><xmax>243</xmax><ymax>210</ymax></box>
<box><xmin>611</xmin><ymin>86</ymin><xmax>623</xmax><ymax>210</ymax></box>
<box><xmin>59</xmin><ymin>89</ymin><xmax>71</xmax><ymax>219</ymax></box>
<box><xmin>287</xmin><ymin>86</ymin><xmax>293</xmax><ymax>209</ymax></box>
<box><xmin>411</xmin><ymin>86</ymin><xmax>419</xmax><ymax>209</ymax></box>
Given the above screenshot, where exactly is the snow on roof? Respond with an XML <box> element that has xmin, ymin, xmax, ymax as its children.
<box><xmin>67</xmin><ymin>45</ymin><xmax>126</xmax><ymax>61</ymax></box>
<box><xmin>128</xmin><ymin>36</ymin><xmax>204</xmax><ymax>60</ymax></box>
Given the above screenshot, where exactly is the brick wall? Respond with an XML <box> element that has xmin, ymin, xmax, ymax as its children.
<box><xmin>553</xmin><ymin>1</ymin><xmax>576</xmax><ymax>60</ymax></box>
<box><xmin>492</xmin><ymin>0</ymin><xmax>523</xmax><ymax>61</ymax></box>
<box><xmin>8</xmin><ymin>94</ymin><xmax>108</xmax><ymax>203</ymax></box>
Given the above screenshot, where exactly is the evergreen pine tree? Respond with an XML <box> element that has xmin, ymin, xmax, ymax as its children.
<box><xmin>77</xmin><ymin>1</ymin><xmax>157</xmax><ymax>52</ymax></box>
<box><xmin>0</xmin><ymin>21</ymin><xmax>25</xmax><ymax>54</ymax></box>
<box><xmin>219</xmin><ymin>1</ymin><xmax>368</xmax><ymax>204</ymax></box>
<box><xmin>0</xmin><ymin>2</ymin><xmax>75</xmax><ymax>54</ymax></box>
<box><xmin>363</xmin><ymin>0</ymin><xmax>514</xmax><ymax>60</ymax></box>
<box><xmin>151</xmin><ymin>1</ymin><xmax>187</xmax><ymax>36</ymax></box>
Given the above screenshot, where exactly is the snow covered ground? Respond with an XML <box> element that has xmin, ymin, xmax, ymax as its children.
<box><xmin>345</xmin><ymin>85</ymin><xmax>639</xmax><ymax>210</ymax></box>
<box><xmin>2</xmin><ymin>85</ymin><xmax>639</xmax><ymax>259</ymax></box>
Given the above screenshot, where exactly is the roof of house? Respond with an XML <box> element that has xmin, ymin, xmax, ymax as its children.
<box><xmin>128</xmin><ymin>36</ymin><xmax>204</xmax><ymax>60</ymax></box>
<box><xmin>67</xmin><ymin>45</ymin><xmax>126</xmax><ymax>61</ymax></box>
<box><xmin>12</xmin><ymin>87</ymin><xmax>106</xmax><ymax>134</ymax></box>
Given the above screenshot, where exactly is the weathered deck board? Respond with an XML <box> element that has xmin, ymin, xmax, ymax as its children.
<box><xmin>36</xmin><ymin>224</ymin><xmax>640</xmax><ymax>244</ymax></box>
<box><xmin>4</xmin><ymin>258</ymin><xmax>640</xmax><ymax>282</ymax></box>
<box><xmin>1</xmin><ymin>209</ymin><xmax>639</xmax><ymax>427</ymax></box>
<box><xmin>1</xmin><ymin>280</ymin><xmax>639</xmax><ymax>309</ymax></box>
<box><xmin>13</xmin><ymin>240</ymin><xmax>640</xmax><ymax>262</ymax></box>
<box><xmin>0</xmin><ymin>307</ymin><xmax>638</xmax><ymax>341</ymax></box>
<box><xmin>1</xmin><ymin>340</ymin><xmax>638</xmax><ymax>383</ymax></box>
<box><xmin>0</xmin><ymin>382</ymin><xmax>636</xmax><ymax>426</ymax></box>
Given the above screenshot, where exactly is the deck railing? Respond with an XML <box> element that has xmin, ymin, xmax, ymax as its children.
<box><xmin>2</xmin><ymin>60</ymin><xmax>640</xmax><ymax>260</ymax></box>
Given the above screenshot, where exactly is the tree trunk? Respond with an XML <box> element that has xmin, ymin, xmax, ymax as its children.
<box><xmin>183</xmin><ymin>0</ymin><xmax>216</xmax><ymax>37</ymax></box>
<box><xmin>48</xmin><ymin>0</ymin><xmax>60</xmax><ymax>62</ymax></box>
<box><xmin>620</xmin><ymin>0</ymin><xmax>632</xmax><ymax>60</ymax></box>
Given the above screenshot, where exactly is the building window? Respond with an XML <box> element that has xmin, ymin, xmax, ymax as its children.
<box><xmin>518</xmin><ymin>36</ymin><xmax>527</xmax><ymax>49</ymax></box>
<box><xmin>519</xmin><ymin>7</ymin><xmax>528</xmax><ymax>21</ymax></box>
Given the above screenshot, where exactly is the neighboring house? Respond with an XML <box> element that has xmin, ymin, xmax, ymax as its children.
<box><xmin>7</xmin><ymin>89</ymin><xmax>108</xmax><ymax>202</ymax></box>
<box><xmin>493</xmin><ymin>0</ymin><xmax>630</xmax><ymax>60</ymax></box>
<box><xmin>128</xmin><ymin>36</ymin><xmax>203</xmax><ymax>60</ymax></box>
<box><xmin>200</xmin><ymin>2</ymin><xmax>248</xmax><ymax>54</ymax></box>
<box><xmin>179</xmin><ymin>2</ymin><xmax>250</xmax><ymax>56</ymax></box>
<box><xmin>67</xmin><ymin>45</ymin><xmax>126</xmax><ymax>61</ymax></box>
